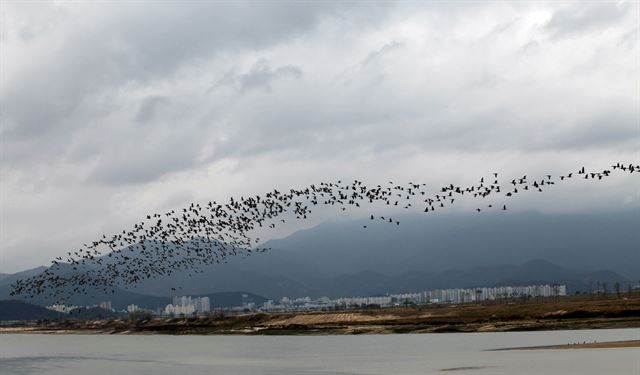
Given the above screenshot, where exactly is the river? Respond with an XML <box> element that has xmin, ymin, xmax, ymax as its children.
<box><xmin>1</xmin><ymin>329</ymin><xmax>638</xmax><ymax>374</ymax></box>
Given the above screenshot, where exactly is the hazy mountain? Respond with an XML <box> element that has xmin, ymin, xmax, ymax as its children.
<box><xmin>388</xmin><ymin>259</ymin><xmax>629</xmax><ymax>296</ymax></box>
<box><xmin>10</xmin><ymin>259</ymin><xmax>622</xmax><ymax>303</ymax></box>
<box><xmin>3</xmin><ymin>211</ymin><xmax>637</xmax><ymax>301</ymax></box>
<box><xmin>0</xmin><ymin>266</ymin><xmax>47</xmax><ymax>287</ymax></box>
<box><xmin>0</xmin><ymin>300</ymin><xmax>125</xmax><ymax>320</ymax></box>
<box><xmin>198</xmin><ymin>292</ymin><xmax>267</xmax><ymax>308</ymax></box>
<box><xmin>0</xmin><ymin>283</ymin><xmax>169</xmax><ymax>311</ymax></box>
<box><xmin>0</xmin><ymin>281</ymin><xmax>267</xmax><ymax>311</ymax></box>
<box><xmin>262</xmin><ymin>211</ymin><xmax>640</xmax><ymax>279</ymax></box>
<box><xmin>126</xmin><ymin>211</ymin><xmax>637</xmax><ymax>298</ymax></box>
<box><xmin>0</xmin><ymin>300</ymin><xmax>59</xmax><ymax>321</ymax></box>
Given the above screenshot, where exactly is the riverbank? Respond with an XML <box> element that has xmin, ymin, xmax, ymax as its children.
<box><xmin>492</xmin><ymin>339</ymin><xmax>640</xmax><ymax>350</ymax></box>
<box><xmin>2</xmin><ymin>294</ymin><xmax>639</xmax><ymax>335</ymax></box>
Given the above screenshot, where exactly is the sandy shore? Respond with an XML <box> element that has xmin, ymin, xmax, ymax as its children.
<box><xmin>491</xmin><ymin>340</ymin><xmax>640</xmax><ymax>351</ymax></box>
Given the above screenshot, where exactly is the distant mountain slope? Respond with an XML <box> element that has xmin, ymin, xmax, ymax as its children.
<box><xmin>389</xmin><ymin>259</ymin><xmax>629</xmax><ymax>296</ymax></box>
<box><xmin>0</xmin><ymin>280</ymin><xmax>268</xmax><ymax>311</ymax></box>
<box><xmin>263</xmin><ymin>211</ymin><xmax>640</xmax><ymax>279</ymax></box>
<box><xmin>0</xmin><ymin>266</ymin><xmax>47</xmax><ymax>287</ymax></box>
<box><xmin>0</xmin><ymin>300</ymin><xmax>59</xmax><ymax>321</ymax></box>
<box><xmin>3</xmin><ymin>212</ymin><xmax>637</xmax><ymax>301</ymax></box>
<box><xmin>126</xmin><ymin>211</ymin><xmax>637</xmax><ymax>298</ymax></box>
<box><xmin>197</xmin><ymin>292</ymin><xmax>267</xmax><ymax>308</ymax></box>
<box><xmin>121</xmin><ymin>257</ymin><xmax>631</xmax><ymax>300</ymax></box>
<box><xmin>0</xmin><ymin>284</ymin><xmax>169</xmax><ymax>311</ymax></box>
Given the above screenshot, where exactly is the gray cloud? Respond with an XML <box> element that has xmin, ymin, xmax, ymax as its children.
<box><xmin>214</xmin><ymin>59</ymin><xmax>303</xmax><ymax>94</ymax></box>
<box><xmin>1</xmin><ymin>2</ymin><xmax>638</xmax><ymax>271</ymax></box>
<box><xmin>0</xmin><ymin>1</ymin><xmax>346</xmax><ymax>154</ymax></box>
<box><xmin>135</xmin><ymin>96</ymin><xmax>170</xmax><ymax>124</ymax></box>
<box><xmin>545</xmin><ymin>1</ymin><xmax>631</xmax><ymax>37</ymax></box>
<box><xmin>360</xmin><ymin>41</ymin><xmax>402</xmax><ymax>67</ymax></box>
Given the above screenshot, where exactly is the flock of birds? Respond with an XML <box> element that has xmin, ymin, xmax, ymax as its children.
<box><xmin>11</xmin><ymin>162</ymin><xmax>639</xmax><ymax>301</ymax></box>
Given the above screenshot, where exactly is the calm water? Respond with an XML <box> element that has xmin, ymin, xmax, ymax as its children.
<box><xmin>0</xmin><ymin>329</ymin><xmax>638</xmax><ymax>374</ymax></box>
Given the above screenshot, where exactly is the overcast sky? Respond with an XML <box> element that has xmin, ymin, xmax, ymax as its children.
<box><xmin>1</xmin><ymin>1</ymin><xmax>638</xmax><ymax>272</ymax></box>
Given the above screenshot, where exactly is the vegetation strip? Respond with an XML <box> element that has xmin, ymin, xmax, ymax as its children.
<box><xmin>2</xmin><ymin>294</ymin><xmax>639</xmax><ymax>335</ymax></box>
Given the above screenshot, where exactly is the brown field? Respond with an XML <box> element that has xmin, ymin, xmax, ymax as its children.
<box><xmin>2</xmin><ymin>293</ymin><xmax>640</xmax><ymax>335</ymax></box>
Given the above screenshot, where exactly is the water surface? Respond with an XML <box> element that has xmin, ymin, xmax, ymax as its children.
<box><xmin>1</xmin><ymin>329</ymin><xmax>638</xmax><ymax>374</ymax></box>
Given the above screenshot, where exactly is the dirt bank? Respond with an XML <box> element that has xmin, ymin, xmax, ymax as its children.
<box><xmin>2</xmin><ymin>294</ymin><xmax>640</xmax><ymax>335</ymax></box>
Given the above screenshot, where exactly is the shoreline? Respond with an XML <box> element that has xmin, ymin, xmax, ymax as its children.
<box><xmin>2</xmin><ymin>323</ymin><xmax>640</xmax><ymax>337</ymax></box>
<box><xmin>2</xmin><ymin>294</ymin><xmax>640</xmax><ymax>336</ymax></box>
<box><xmin>490</xmin><ymin>339</ymin><xmax>640</xmax><ymax>350</ymax></box>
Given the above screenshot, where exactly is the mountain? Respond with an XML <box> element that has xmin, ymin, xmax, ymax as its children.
<box><xmin>3</xmin><ymin>211</ymin><xmax>637</xmax><ymax>301</ymax></box>
<box><xmin>197</xmin><ymin>292</ymin><xmax>267</xmax><ymax>308</ymax></box>
<box><xmin>125</xmin><ymin>211</ymin><xmax>637</xmax><ymax>298</ymax></box>
<box><xmin>0</xmin><ymin>280</ymin><xmax>266</xmax><ymax>311</ymax></box>
<box><xmin>0</xmin><ymin>266</ymin><xmax>47</xmax><ymax>287</ymax></box>
<box><xmin>0</xmin><ymin>300</ymin><xmax>60</xmax><ymax>321</ymax></box>
<box><xmin>262</xmin><ymin>211</ymin><xmax>640</xmax><ymax>279</ymax></box>
<box><xmin>389</xmin><ymin>259</ymin><xmax>629</xmax><ymax>296</ymax></box>
<box><xmin>0</xmin><ymin>283</ymin><xmax>168</xmax><ymax>311</ymax></box>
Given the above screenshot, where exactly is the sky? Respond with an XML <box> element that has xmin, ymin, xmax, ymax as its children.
<box><xmin>0</xmin><ymin>1</ymin><xmax>638</xmax><ymax>273</ymax></box>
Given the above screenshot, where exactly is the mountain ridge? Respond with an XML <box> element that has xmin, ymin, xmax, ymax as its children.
<box><xmin>2</xmin><ymin>211</ymin><xmax>637</xmax><ymax>302</ymax></box>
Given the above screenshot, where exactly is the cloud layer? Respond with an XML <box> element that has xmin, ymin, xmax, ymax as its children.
<box><xmin>1</xmin><ymin>1</ymin><xmax>638</xmax><ymax>271</ymax></box>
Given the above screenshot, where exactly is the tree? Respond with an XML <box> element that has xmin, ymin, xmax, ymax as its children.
<box><xmin>614</xmin><ymin>282</ymin><xmax>621</xmax><ymax>298</ymax></box>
